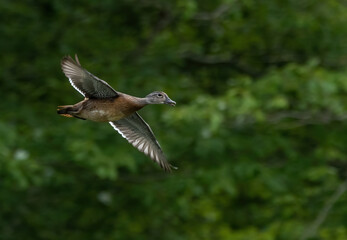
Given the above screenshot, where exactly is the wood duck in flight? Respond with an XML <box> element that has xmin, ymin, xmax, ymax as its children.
<box><xmin>57</xmin><ymin>55</ymin><xmax>176</xmax><ymax>171</ymax></box>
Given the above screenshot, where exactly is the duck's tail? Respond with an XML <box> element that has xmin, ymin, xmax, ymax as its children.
<box><xmin>57</xmin><ymin>105</ymin><xmax>74</xmax><ymax>118</ymax></box>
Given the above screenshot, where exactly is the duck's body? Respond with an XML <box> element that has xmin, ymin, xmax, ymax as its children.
<box><xmin>57</xmin><ymin>55</ymin><xmax>176</xmax><ymax>171</ymax></box>
<box><xmin>59</xmin><ymin>93</ymin><xmax>145</xmax><ymax>122</ymax></box>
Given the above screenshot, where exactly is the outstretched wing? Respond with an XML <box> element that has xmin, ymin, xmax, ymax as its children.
<box><xmin>61</xmin><ymin>55</ymin><xmax>119</xmax><ymax>98</ymax></box>
<box><xmin>109</xmin><ymin>112</ymin><xmax>175</xmax><ymax>172</ymax></box>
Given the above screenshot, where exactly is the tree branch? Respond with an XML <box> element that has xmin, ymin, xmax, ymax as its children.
<box><xmin>269</xmin><ymin>111</ymin><xmax>347</xmax><ymax>124</ymax></box>
<box><xmin>267</xmin><ymin>111</ymin><xmax>347</xmax><ymax>129</ymax></box>
<box><xmin>228</xmin><ymin>111</ymin><xmax>347</xmax><ymax>130</ymax></box>
<box><xmin>183</xmin><ymin>53</ymin><xmax>260</xmax><ymax>77</ymax></box>
<box><xmin>299</xmin><ymin>179</ymin><xmax>347</xmax><ymax>240</ymax></box>
<box><xmin>194</xmin><ymin>4</ymin><xmax>231</xmax><ymax>21</ymax></box>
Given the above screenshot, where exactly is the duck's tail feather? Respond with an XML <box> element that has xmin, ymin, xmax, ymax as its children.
<box><xmin>57</xmin><ymin>105</ymin><xmax>74</xmax><ymax>118</ymax></box>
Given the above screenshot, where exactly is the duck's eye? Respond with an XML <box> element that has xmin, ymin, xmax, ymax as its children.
<box><xmin>157</xmin><ymin>93</ymin><xmax>163</xmax><ymax>97</ymax></box>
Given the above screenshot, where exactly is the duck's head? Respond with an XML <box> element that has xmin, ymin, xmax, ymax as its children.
<box><xmin>145</xmin><ymin>91</ymin><xmax>176</xmax><ymax>106</ymax></box>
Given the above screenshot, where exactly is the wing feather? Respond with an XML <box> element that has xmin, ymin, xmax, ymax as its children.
<box><xmin>61</xmin><ymin>55</ymin><xmax>119</xmax><ymax>99</ymax></box>
<box><xmin>109</xmin><ymin>113</ymin><xmax>175</xmax><ymax>172</ymax></box>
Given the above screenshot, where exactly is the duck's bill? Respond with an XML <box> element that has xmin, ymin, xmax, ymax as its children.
<box><xmin>165</xmin><ymin>98</ymin><xmax>176</xmax><ymax>106</ymax></box>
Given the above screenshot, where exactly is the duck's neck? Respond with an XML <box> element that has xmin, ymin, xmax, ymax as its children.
<box><xmin>134</xmin><ymin>97</ymin><xmax>150</xmax><ymax>107</ymax></box>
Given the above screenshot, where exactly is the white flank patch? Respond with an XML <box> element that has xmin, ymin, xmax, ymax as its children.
<box><xmin>97</xmin><ymin>110</ymin><xmax>106</xmax><ymax>115</ymax></box>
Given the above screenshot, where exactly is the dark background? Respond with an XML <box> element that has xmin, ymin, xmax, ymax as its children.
<box><xmin>1</xmin><ymin>0</ymin><xmax>347</xmax><ymax>239</ymax></box>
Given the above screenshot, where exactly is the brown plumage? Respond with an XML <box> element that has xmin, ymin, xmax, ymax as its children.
<box><xmin>57</xmin><ymin>55</ymin><xmax>176</xmax><ymax>171</ymax></box>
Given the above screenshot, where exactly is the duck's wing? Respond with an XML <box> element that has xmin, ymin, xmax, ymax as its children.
<box><xmin>109</xmin><ymin>112</ymin><xmax>175</xmax><ymax>172</ymax></box>
<box><xmin>61</xmin><ymin>54</ymin><xmax>119</xmax><ymax>98</ymax></box>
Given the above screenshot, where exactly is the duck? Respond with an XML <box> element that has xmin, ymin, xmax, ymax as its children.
<box><xmin>57</xmin><ymin>55</ymin><xmax>176</xmax><ymax>171</ymax></box>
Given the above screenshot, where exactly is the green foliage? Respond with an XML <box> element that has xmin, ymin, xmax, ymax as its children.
<box><xmin>1</xmin><ymin>0</ymin><xmax>347</xmax><ymax>239</ymax></box>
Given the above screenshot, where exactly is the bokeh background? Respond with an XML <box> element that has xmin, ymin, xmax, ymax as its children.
<box><xmin>1</xmin><ymin>0</ymin><xmax>347</xmax><ymax>239</ymax></box>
